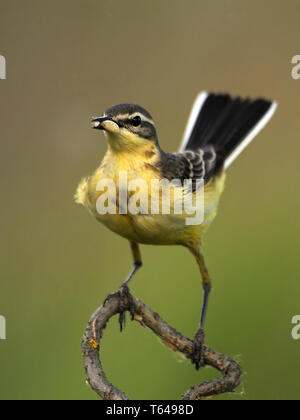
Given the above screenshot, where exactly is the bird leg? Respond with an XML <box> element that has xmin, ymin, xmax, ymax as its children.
<box><xmin>189</xmin><ymin>245</ymin><xmax>212</xmax><ymax>370</ymax></box>
<box><xmin>118</xmin><ymin>242</ymin><xmax>142</xmax><ymax>332</ymax></box>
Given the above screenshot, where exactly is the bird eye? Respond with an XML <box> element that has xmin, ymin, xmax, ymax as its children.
<box><xmin>131</xmin><ymin>116</ymin><xmax>142</xmax><ymax>127</ymax></box>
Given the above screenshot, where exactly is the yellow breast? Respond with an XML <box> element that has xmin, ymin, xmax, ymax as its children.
<box><xmin>75</xmin><ymin>147</ymin><xmax>226</xmax><ymax>246</ymax></box>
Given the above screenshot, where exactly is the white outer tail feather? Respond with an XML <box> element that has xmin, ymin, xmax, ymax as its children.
<box><xmin>180</xmin><ymin>92</ymin><xmax>208</xmax><ymax>152</ymax></box>
<box><xmin>224</xmin><ymin>101</ymin><xmax>278</xmax><ymax>170</ymax></box>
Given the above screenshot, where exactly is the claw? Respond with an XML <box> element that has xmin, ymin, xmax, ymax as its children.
<box><xmin>119</xmin><ymin>311</ymin><xmax>126</xmax><ymax>332</ymax></box>
<box><xmin>118</xmin><ymin>284</ymin><xmax>134</xmax><ymax>332</ymax></box>
<box><xmin>192</xmin><ymin>328</ymin><xmax>206</xmax><ymax>370</ymax></box>
<box><xmin>104</xmin><ymin>293</ymin><xmax>115</xmax><ymax>306</ymax></box>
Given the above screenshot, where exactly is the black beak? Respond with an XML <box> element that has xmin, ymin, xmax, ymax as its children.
<box><xmin>91</xmin><ymin>116</ymin><xmax>112</xmax><ymax>130</ymax></box>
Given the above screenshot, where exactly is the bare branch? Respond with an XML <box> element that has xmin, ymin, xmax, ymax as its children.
<box><xmin>82</xmin><ymin>289</ymin><xmax>242</xmax><ymax>400</ymax></box>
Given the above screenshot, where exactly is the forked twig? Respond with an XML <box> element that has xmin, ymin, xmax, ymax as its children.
<box><xmin>82</xmin><ymin>290</ymin><xmax>242</xmax><ymax>400</ymax></box>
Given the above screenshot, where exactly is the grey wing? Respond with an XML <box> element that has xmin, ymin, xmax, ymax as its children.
<box><xmin>161</xmin><ymin>147</ymin><xmax>217</xmax><ymax>188</ymax></box>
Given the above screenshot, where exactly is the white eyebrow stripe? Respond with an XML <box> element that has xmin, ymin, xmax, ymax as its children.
<box><xmin>115</xmin><ymin>112</ymin><xmax>155</xmax><ymax>126</ymax></box>
<box><xmin>132</xmin><ymin>112</ymin><xmax>155</xmax><ymax>125</ymax></box>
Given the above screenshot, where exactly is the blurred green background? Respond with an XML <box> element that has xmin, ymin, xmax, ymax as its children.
<box><xmin>0</xmin><ymin>0</ymin><xmax>299</xmax><ymax>400</ymax></box>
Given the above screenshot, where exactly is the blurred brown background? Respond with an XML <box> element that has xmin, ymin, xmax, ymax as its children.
<box><xmin>0</xmin><ymin>0</ymin><xmax>299</xmax><ymax>400</ymax></box>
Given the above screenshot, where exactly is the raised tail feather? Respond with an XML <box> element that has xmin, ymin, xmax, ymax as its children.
<box><xmin>180</xmin><ymin>92</ymin><xmax>277</xmax><ymax>171</ymax></box>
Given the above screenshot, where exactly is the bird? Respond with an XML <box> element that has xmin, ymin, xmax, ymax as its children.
<box><xmin>75</xmin><ymin>92</ymin><xmax>277</xmax><ymax>369</ymax></box>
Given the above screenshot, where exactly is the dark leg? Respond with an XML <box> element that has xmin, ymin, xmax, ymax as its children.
<box><xmin>118</xmin><ymin>242</ymin><xmax>142</xmax><ymax>331</ymax></box>
<box><xmin>189</xmin><ymin>245</ymin><xmax>212</xmax><ymax>370</ymax></box>
<box><xmin>120</xmin><ymin>242</ymin><xmax>142</xmax><ymax>288</ymax></box>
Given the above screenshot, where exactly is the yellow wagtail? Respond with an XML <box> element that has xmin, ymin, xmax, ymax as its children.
<box><xmin>75</xmin><ymin>93</ymin><xmax>277</xmax><ymax>369</ymax></box>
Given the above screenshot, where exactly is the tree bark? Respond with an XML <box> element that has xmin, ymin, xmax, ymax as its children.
<box><xmin>82</xmin><ymin>289</ymin><xmax>242</xmax><ymax>400</ymax></box>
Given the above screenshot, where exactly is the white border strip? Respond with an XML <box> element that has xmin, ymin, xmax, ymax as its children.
<box><xmin>224</xmin><ymin>101</ymin><xmax>278</xmax><ymax>169</ymax></box>
<box><xmin>179</xmin><ymin>91</ymin><xmax>208</xmax><ymax>152</ymax></box>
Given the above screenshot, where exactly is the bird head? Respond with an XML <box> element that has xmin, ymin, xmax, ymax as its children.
<box><xmin>92</xmin><ymin>103</ymin><xmax>158</xmax><ymax>152</ymax></box>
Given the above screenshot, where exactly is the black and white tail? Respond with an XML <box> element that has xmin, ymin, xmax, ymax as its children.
<box><xmin>180</xmin><ymin>92</ymin><xmax>277</xmax><ymax>171</ymax></box>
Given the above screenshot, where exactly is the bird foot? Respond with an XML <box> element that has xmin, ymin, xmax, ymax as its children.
<box><xmin>192</xmin><ymin>328</ymin><xmax>206</xmax><ymax>370</ymax></box>
<box><xmin>118</xmin><ymin>284</ymin><xmax>134</xmax><ymax>332</ymax></box>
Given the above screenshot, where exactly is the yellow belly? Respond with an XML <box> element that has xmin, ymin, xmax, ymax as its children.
<box><xmin>75</xmin><ymin>150</ymin><xmax>226</xmax><ymax>247</ymax></box>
